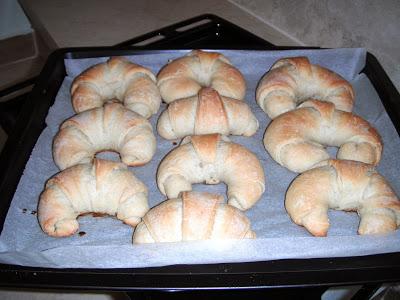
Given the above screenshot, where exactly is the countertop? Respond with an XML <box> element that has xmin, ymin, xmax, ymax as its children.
<box><xmin>19</xmin><ymin>0</ymin><xmax>298</xmax><ymax>49</ymax></box>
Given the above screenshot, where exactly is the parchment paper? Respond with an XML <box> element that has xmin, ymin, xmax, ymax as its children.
<box><xmin>0</xmin><ymin>49</ymin><xmax>399</xmax><ymax>268</ymax></box>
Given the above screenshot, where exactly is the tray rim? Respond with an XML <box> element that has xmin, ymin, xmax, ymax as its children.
<box><xmin>0</xmin><ymin>46</ymin><xmax>399</xmax><ymax>290</ymax></box>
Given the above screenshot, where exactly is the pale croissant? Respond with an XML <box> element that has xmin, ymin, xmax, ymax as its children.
<box><xmin>157</xmin><ymin>87</ymin><xmax>259</xmax><ymax>139</ymax></box>
<box><xmin>133</xmin><ymin>191</ymin><xmax>255</xmax><ymax>243</ymax></box>
<box><xmin>71</xmin><ymin>56</ymin><xmax>161</xmax><ymax>118</ymax></box>
<box><xmin>286</xmin><ymin>159</ymin><xmax>400</xmax><ymax>236</ymax></box>
<box><xmin>256</xmin><ymin>56</ymin><xmax>354</xmax><ymax>119</ymax></box>
<box><xmin>53</xmin><ymin>102</ymin><xmax>156</xmax><ymax>170</ymax></box>
<box><xmin>38</xmin><ymin>159</ymin><xmax>149</xmax><ymax>237</ymax></box>
<box><xmin>157</xmin><ymin>134</ymin><xmax>265</xmax><ymax>210</ymax></box>
<box><xmin>157</xmin><ymin>50</ymin><xmax>246</xmax><ymax>103</ymax></box>
<box><xmin>264</xmin><ymin>100</ymin><xmax>382</xmax><ymax>173</ymax></box>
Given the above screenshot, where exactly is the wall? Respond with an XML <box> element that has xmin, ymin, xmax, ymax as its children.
<box><xmin>230</xmin><ymin>0</ymin><xmax>400</xmax><ymax>90</ymax></box>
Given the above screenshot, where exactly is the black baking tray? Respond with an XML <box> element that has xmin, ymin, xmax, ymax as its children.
<box><xmin>0</xmin><ymin>14</ymin><xmax>399</xmax><ymax>291</ymax></box>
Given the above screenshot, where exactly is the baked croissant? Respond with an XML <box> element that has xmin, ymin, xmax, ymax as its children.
<box><xmin>157</xmin><ymin>50</ymin><xmax>246</xmax><ymax>103</ymax></box>
<box><xmin>264</xmin><ymin>100</ymin><xmax>382</xmax><ymax>173</ymax></box>
<box><xmin>133</xmin><ymin>191</ymin><xmax>256</xmax><ymax>243</ymax></box>
<box><xmin>157</xmin><ymin>134</ymin><xmax>265</xmax><ymax>210</ymax></box>
<box><xmin>71</xmin><ymin>56</ymin><xmax>161</xmax><ymax>118</ymax></box>
<box><xmin>256</xmin><ymin>56</ymin><xmax>354</xmax><ymax>119</ymax></box>
<box><xmin>286</xmin><ymin>159</ymin><xmax>400</xmax><ymax>236</ymax></box>
<box><xmin>38</xmin><ymin>159</ymin><xmax>149</xmax><ymax>237</ymax></box>
<box><xmin>53</xmin><ymin>102</ymin><xmax>156</xmax><ymax>170</ymax></box>
<box><xmin>157</xmin><ymin>87</ymin><xmax>259</xmax><ymax>139</ymax></box>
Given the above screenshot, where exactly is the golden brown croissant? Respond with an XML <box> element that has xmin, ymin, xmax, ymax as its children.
<box><xmin>157</xmin><ymin>87</ymin><xmax>259</xmax><ymax>139</ymax></box>
<box><xmin>256</xmin><ymin>56</ymin><xmax>354</xmax><ymax>119</ymax></box>
<box><xmin>156</xmin><ymin>134</ymin><xmax>265</xmax><ymax>210</ymax></box>
<box><xmin>38</xmin><ymin>159</ymin><xmax>149</xmax><ymax>237</ymax></box>
<box><xmin>157</xmin><ymin>50</ymin><xmax>246</xmax><ymax>103</ymax></box>
<box><xmin>286</xmin><ymin>160</ymin><xmax>400</xmax><ymax>236</ymax></box>
<box><xmin>133</xmin><ymin>191</ymin><xmax>256</xmax><ymax>243</ymax></box>
<box><xmin>71</xmin><ymin>56</ymin><xmax>161</xmax><ymax>118</ymax></box>
<box><xmin>264</xmin><ymin>100</ymin><xmax>382</xmax><ymax>173</ymax></box>
<box><xmin>53</xmin><ymin>102</ymin><xmax>156</xmax><ymax>170</ymax></box>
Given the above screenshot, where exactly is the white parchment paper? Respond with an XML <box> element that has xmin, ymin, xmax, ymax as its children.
<box><xmin>0</xmin><ymin>49</ymin><xmax>399</xmax><ymax>268</ymax></box>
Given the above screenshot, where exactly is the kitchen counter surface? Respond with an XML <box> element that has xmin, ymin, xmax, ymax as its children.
<box><xmin>19</xmin><ymin>0</ymin><xmax>299</xmax><ymax>50</ymax></box>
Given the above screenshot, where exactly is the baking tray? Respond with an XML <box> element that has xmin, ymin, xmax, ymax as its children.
<box><xmin>0</xmin><ymin>14</ymin><xmax>399</xmax><ymax>291</ymax></box>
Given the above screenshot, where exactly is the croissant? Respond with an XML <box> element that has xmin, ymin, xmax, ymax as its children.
<box><xmin>53</xmin><ymin>102</ymin><xmax>156</xmax><ymax>170</ymax></box>
<box><xmin>286</xmin><ymin>159</ymin><xmax>400</xmax><ymax>236</ymax></box>
<box><xmin>157</xmin><ymin>50</ymin><xmax>246</xmax><ymax>103</ymax></box>
<box><xmin>71</xmin><ymin>56</ymin><xmax>161</xmax><ymax>118</ymax></box>
<box><xmin>133</xmin><ymin>191</ymin><xmax>256</xmax><ymax>243</ymax></box>
<box><xmin>157</xmin><ymin>134</ymin><xmax>265</xmax><ymax>210</ymax></box>
<box><xmin>256</xmin><ymin>56</ymin><xmax>354</xmax><ymax>119</ymax></box>
<box><xmin>264</xmin><ymin>100</ymin><xmax>382</xmax><ymax>173</ymax></box>
<box><xmin>157</xmin><ymin>87</ymin><xmax>259</xmax><ymax>139</ymax></box>
<box><xmin>38</xmin><ymin>159</ymin><xmax>149</xmax><ymax>237</ymax></box>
